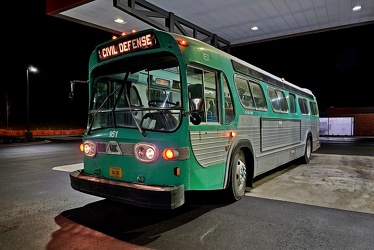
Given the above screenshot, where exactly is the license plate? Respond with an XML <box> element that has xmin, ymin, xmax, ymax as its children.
<box><xmin>109</xmin><ymin>167</ymin><xmax>122</xmax><ymax>178</ymax></box>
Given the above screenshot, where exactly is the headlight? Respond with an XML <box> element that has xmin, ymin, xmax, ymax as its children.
<box><xmin>134</xmin><ymin>143</ymin><xmax>159</xmax><ymax>163</ymax></box>
<box><xmin>83</xmin><ymin>140</ymin><xmax>97</xmax><ymax>157</ymax></box>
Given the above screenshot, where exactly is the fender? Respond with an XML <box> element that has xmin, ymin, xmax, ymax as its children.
<box><xmin>223</xmin><ymin>138</ymin><xmax>254</xmax><ymax>189</ymax></box>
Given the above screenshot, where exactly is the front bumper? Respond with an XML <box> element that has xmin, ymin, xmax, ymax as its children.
<box><xmin>70</xmin><ymin>170</ymin><xmax>185</xmax><ymax>209</ymax></box>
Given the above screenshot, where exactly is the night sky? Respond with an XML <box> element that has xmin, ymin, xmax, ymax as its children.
<box><xmin>2</xmin><ymin>1</ymin><xmax>373</xmax><ymax>128</ymax></box>
<box><xmin>230</xmin><ymin>24</ymin><xmax>374</xmax><ymax>113</ymax></box>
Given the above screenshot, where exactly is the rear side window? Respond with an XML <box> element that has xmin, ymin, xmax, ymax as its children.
<box><xmin>310</xmin><ymin>101</ymin><xmax>319</xmax><ymax>116</ymax></box>
<box><xmin>298</xmin><ymin>98</ymin><xmax>309</xmax><ymax>115</ymax></box>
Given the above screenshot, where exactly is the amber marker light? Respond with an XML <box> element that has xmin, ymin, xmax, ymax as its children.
<box><xmin>162</xmin><ymin>148</ymin><xmax>180</xmax><ymax>160</ymax></box>
<box><xmin>178</xmin><ymin>40</ymin><xmax>189</xmax><ymax>47</ymax></box>
<box><xmin>174</xmin><ymin>167</ymin><xmax>181</xmax><ymax>177</ymax></box>
<box><xmin>230</xmin><ymin>131</ymin><xmax>237</xmax><ymax>137</ymax></box>
<box><xmin>80</xmin><ymin>144</ymin><xmax>84</xmax><ymax>152</ymax></box>
<box><xmin>131</xmin><ymin>29</ymin><xmax>136</xmax><ymax>34</ymax></box>
<box><xmin>121</xmin><ymin>32</ymin><xmax>127</xmax><ymax>36</ymax></box>
<box><xmin>112</xmin><ymin>35</ymin><xmax>117</xmax><ymax>40</ymax></box>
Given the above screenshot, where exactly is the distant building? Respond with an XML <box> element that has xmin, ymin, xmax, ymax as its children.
<box><xmin>320</xmin><ymin>107</ymin><xmax>374</xmax><ymax>136</ymax></box>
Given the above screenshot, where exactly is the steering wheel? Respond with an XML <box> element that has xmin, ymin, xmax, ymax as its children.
<box><xmin>148</xmin><ymin>100</ymin><xmax>178</xmax><ymax>107</ymax></box>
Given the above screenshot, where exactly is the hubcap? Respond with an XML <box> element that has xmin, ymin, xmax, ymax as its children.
<box><xmin>236</xmin><ymin>159</ymin><xmax>246</xmax><ymax>191</ymax></box>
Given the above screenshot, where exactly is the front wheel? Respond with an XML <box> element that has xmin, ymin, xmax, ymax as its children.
<box><xmin>228</xmin><ymin>149</ymin><xmax>247</xmax><ymax>201</ymax></box>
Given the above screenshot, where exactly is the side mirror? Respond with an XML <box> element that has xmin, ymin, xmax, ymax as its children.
<box><xmin>69</xmin><ymin>80</ymin><xmax>88</xmax><ymax>101</ymax></box>
<box><xmin>69</xmin><ymin>81</ymin><xmax>75</xmax><ymax>101</ymax></box>
<box><xmin>189</xmin><ymin>98</ymin><xmax>204</xmax><ymax>112</ymax></box>
<box><xmin>190</xmin><ymin>113</ymin><xmax>201</xmax><ymax>125</ymax></box>
<box><xmin>189</xmin><ymin>98</ymin><xmax>204</xmax><ymax>125</ymax></box>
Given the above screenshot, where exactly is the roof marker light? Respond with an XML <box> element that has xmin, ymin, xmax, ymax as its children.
<box><xmin>131</xmin><ymin>29</ymin><xmax>136</xmax><ymax>34</ymax></box>
<box><xmin>178</xmin><ymin>40</ymin><xmax>189</xmax><ymax>47</ymax></box>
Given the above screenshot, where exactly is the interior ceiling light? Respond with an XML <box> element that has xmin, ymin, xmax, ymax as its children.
<box><xmin>114</xmin><ymin>18</ymin><xmax>126</xmax><ymax>24</ymax></box>
<box><xmin>352</xmin><ymin>5</ymin><xmax>361</xmax><ymax>11</ymax></box>
<box><xmin>251</xmin><ymin>26</ymin><xmax>259</xmax><ymax>31</ymax></box>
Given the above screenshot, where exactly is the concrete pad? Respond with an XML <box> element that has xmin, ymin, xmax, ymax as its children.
<box><xmin>246</xmin><ymin>154</ymin><xmax>374</xmax><ymax>214</ymax></box>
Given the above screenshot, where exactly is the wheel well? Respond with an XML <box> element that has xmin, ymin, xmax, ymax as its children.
<box><xmin>307</xmin><ymin>132</ymin><xmax>312</xmax><ymax>150</ymax></box>
<box><xmin>228</xmin><ymin>140</ymin><xmax>254</xmax><ymax>188</ymax></box>
<box><xmin>305</xmin><ymin>130</ymin><xmax>312</xmax><ymax>142</ymax></box>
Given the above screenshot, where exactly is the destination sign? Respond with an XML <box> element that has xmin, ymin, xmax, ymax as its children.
<box><xmin>97</xmin><ymin>33</ymin><xmax>159</xmax><ymax>61</ymax></box>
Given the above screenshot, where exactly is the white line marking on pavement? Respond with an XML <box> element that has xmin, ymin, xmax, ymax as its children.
<box><xmin>53</xmin><ymin>163</ymin><xmax>83</xmax><ymax>172</ymax></box>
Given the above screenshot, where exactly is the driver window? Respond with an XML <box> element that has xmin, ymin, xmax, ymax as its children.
<box><xmin>92</xmin><ymin>82</ymin><xmax>108</xmax><ymax>110</ymax></box>
<box><xmin>187</xmin><ymin>66</ymin><xmax>219</xmax><ymax>123</ymax></box>
<box><xmin>146</xmin><ymin>88</ymin><xmax>175</xmax><ymax>107</ymax></box>
<box><xmin>205</xmin><ymin>71</ymin><xmax>218</xmax><ymax>122</ymax></box>
<box><xmin>115</xmin><ymin>84</ymin><xmax>142</xmax><ymax>108</ymax></box>
<box><xmin>222</xmin><ymin>73</ymin><xmax>235</xmax><ymax>124</ymax></box>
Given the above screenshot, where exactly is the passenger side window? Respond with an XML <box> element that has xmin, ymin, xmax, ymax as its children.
<box><xmin>268</xmin><ymin>87</ymin><xmax>288</xmax><ymax>113</ymax></box>
<box><xmin>250</xmin><ymin>82</ymin><xmax>267</xmax><ymax>110</ymax></box>
<box><xmin>234</xmin><ymin>76</ymin><xmax>254</xmax><ymax>108</ymax></box>
<box><xmin>298</xmin><ymin>98</ymin><xmax>309</xmax><ymax>115</ymax></box>
<box><xmin>289</xmin><ymin>93</ymin><xmax>297</xmax><ymax>114</ymax></box>
<box><xmin>234</xmin><ymin>75</ymin><xmax>267</xmax><ymax>111</ymax></box>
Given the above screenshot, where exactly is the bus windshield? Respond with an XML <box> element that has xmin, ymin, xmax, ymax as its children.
<box><xmin>88</xmin><ymin>53</ymin><xmax>182</xmax><ymax>134</ymax></box>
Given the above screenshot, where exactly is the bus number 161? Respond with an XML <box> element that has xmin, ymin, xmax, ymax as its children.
<box><xmin>109</xmin><ymin>131</ymin><xmax>118</xmax><ymax>138</ymax></box>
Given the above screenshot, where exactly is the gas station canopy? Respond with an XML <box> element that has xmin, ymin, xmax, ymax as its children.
<box><xmin>46</xmin><ymin>0</ymin><xmax>374</xmax><ymax>49</ymax></box>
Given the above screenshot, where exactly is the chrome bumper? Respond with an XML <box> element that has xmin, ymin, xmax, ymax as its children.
<box><xmin>70</xmin><ymin>170</ymin><xmax>185</xmax><ymax>209</ymax></box>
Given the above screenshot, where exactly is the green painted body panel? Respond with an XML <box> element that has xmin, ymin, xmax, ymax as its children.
<box><xmin>83</xmin><ymin>120</ymin><xmax>190</xmax><ymax>187</ymax></box>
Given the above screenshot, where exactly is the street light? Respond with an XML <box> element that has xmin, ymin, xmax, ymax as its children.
<box><xmin>26</xmin><ymin>65</ymin><xmax>38</xmax><ymax>141</ymax></box>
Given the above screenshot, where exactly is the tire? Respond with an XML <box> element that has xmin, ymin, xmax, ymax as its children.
<box><xmin>228</xmin><ymin>149</ymin><xmax>247</xmax><ymax>201</ymax></box>
<box><xmin>300</xmin><ymin>136</ymin><xmax>312</xmax><ymax>164</ymax></box>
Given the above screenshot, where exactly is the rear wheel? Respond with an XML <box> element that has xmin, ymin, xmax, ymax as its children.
<box><xmin>300</xmin><ymin>136</ymin><xmax>312</xmax><ymax>164</ymax></box>
<box><xmin>228</xmin><ymin>149</ymin><xmax>247</xmax><ymax>201</ymax></box>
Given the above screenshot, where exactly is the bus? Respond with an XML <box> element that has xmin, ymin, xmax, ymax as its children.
<box><xmin>70</xmin><ymin>29</ymin><xmax>320</xmax><ymax>209</ymax></box>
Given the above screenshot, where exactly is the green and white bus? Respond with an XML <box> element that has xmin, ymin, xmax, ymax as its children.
<box><xmin>70</xmin><ymin>29</ymin><xmax>320</xmax><ymax>209</ymax></box>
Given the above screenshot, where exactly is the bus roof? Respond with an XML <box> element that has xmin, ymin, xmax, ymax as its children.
<box><xmin>169</xmin><ymin>31</ymin><xmax>314</xmax><ymax>98</ymax></box>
